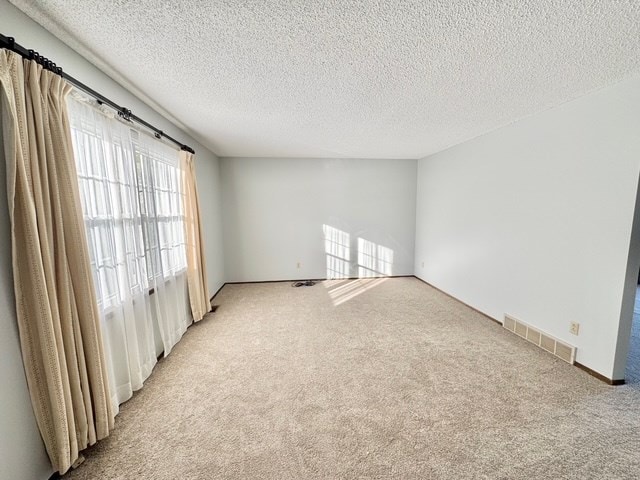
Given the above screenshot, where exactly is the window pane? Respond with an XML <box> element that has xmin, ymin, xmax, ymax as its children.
<box><xmin>69</xmin><ymin>96</ymin><xmax>187</xmax><ymax>312</ymax></box>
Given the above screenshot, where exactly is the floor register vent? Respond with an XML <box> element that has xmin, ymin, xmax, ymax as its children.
<box><xmin>503</xmin><ymin>314</ymin><xmax>576</xmax><ymax>364</ymax></box>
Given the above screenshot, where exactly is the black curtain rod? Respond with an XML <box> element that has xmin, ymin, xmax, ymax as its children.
<box><xmin>0</xmin><ymin>33</ymin><xmax>195</xmax><ymax>155</ymax></box>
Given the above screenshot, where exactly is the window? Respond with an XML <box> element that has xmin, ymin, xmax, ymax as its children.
<box><xmin>69</xmin><ymin>96</ymin><xmax>186</xmax><ymax>311</ymax></box>
<box><xmin>133</xmin><ymin>133</ymin><xmax>187</xmax><ymax>280</ymax></box>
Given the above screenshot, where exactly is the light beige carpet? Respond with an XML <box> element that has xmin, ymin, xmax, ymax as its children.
<box><xmin>62</xmin><ymin>277</ymin><xmax>640</xmax><ymax>479</ymax></box>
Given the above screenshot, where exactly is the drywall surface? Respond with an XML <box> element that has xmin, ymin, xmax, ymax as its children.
<box><xmin>414</xmin><ymin>74</ymin><xmax>640</xmax><ymax>380</ymax></box>
<box><xmin>195</xmin><ymin>154</ymin><xmax>225</xmax><ymax>295</ymax></box>
<box><xmin>0</xmin><ymin>1</ymin><xmax>224</xmax><ymax>478</ymax></box>
<box><xmin>222</xmin><ymin>157</ymin><xmax>417</xmax><ymax>282</ymax></box>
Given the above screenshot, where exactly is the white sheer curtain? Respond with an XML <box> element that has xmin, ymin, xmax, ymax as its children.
<box><xmin>67</xmin><ymin>93</ymin><xmax>190</xmax><ymax>411</ymax></box>
<box><xmin>133</xmin><ymin>129</ymin><xmax>191</xmax><ymax>355</ymax></box>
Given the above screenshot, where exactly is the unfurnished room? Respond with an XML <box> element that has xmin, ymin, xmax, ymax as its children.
<box><xmin>1</xmin><ymin>1</ymin><xmax>640</xmax><ymax>479</ymax></box>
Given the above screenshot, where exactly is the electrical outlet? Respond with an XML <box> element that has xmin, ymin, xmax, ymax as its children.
<box><xmin>569</xmin><ymin>322</ymin><xmax>580</xmax><ymax>336</ymax></box>
<box><xmin>296</xmin><ymin>262</ymin><xmax>301</xmax><ymax>269</ymax></box>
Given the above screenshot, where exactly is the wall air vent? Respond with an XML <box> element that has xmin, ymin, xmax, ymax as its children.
<box><xmin>503</xmin><ymin>314</ymin><xmax>576</xmax><ymax>364</ymax></box>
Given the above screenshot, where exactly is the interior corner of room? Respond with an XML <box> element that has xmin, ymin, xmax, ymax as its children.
<box><xmin>2</xmin><ymin>0</ymin><xmax>640</xmax><ymax>478</ymax></box>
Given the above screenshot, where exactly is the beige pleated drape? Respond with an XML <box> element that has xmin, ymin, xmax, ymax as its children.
<box><xmin>0</xmin><ymin>50</ymin><xmax>113</xmax><ymax>474</ymax></box>
<box><xmin>180</xmin><ymin>150</ymin><xmax>210</xmax><ymax>321</ymax></box>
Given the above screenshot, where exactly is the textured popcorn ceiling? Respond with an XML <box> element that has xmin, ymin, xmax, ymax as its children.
<box><xmin>9</xmin><ymin>1</ymin><xmax>640</xmax><ymax>158</ymax></box>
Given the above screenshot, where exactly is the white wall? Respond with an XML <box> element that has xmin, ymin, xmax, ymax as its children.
<box><xmin>414</xmin><ymin>74</ymin><xmax>640</xmax><ymax>380</ymax></box>
<box><xmin>195</xmin><ymin>153</ymin><xmax>225</xmax><ymax>295</ymax></box>
<box><xmin>222</xmin><ymin>157</ymin><xmax>417</xmax><ymax>282</ymax></box>
<box><xmin>0</xmin><ymin>1</ymin><xmax>225</xmax><ymax>478</ymax></box>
